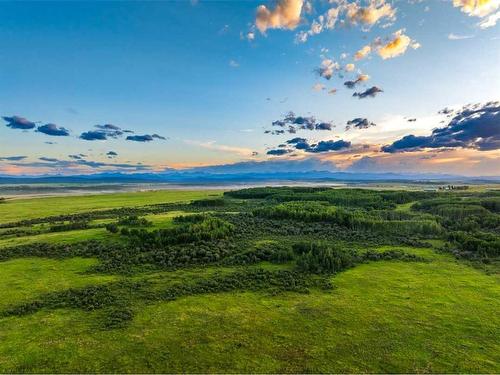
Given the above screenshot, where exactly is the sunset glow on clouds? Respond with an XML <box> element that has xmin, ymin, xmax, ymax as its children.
<box><xmin>0</xmin><ymin>0</ymin><xmax>499</xmax><ymax>177</ymax></box>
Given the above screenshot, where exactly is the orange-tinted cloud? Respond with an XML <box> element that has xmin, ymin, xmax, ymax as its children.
<box><xmin>256</xmin><ymin>0</ymin><xmax>304</xmax><ymax>33</ymax></box>
<box><xmin>376</xmin><ymin>29</ymin><xmax>420</xmax><ymax>60</ymax></box>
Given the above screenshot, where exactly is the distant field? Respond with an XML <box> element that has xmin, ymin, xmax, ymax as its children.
<box><xmin>0</xmin><ymin>187</ymin><xmax>498</xmax><ymax>373</ymax></box>
<box><xmin>0</xmin><ymin>190</ymin><xmax>221</xmax><ymax>224</ymax></box>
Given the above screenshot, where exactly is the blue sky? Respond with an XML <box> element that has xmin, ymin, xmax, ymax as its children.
<box><xmin>1</xmin><ymin>0</ymin><xmax>499</xmax><ymax>176</ymax></box>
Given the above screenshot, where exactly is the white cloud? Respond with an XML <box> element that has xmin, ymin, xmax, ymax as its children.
<box><xmin>185</xmin><ymin>140</ymin><xmax>256</xmax><ymax>157</ymax></box>
<box><xmin>478</xmin><ymin>10</ymin><xmax>500</xmax><ymax>28</ymax></box>
<box><xmin>448</xmin><ymin>33</ymin><xmax>474</xmax><ymax>39</ymax></box>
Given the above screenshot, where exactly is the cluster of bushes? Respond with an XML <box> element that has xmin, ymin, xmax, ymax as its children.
<box><xmin>224</xmin><ymin>187</ymin><xmax>331</xmax><ymax>200</ymax></box>
<box><xmin>117</xmin><ymin>215</ymin><xmax>152</xmax><ymax>226</ymax></box>
<box><xmin>294</xmin><ymin>242</ymin><xmax>357</xmax><ymax>274</ymax></box>
<box><xmin>2</xmin><ymin>284</ymin><xmax>118</xmax><ymax>317</ymax></box>
<box><xmin>1</xmin><ymin>269</ymin><xmax>331</xmax><ymax>327</ymax></box>
<box><xmin>226</xmin><ymin>187</ymin><xmax>446</xmax><ymax>210</ymax></box>
<box><xmin>223</xmin><ymin>241</ymin><xmax>294</xmax><ymax>266</ymax></box>
<box><xmin>253</xmin><ymin>201</ymin><xmax>441</xmax><ymax>236</ymax></box>
<box><xmin>446</xmin><ymin>231</ymin><xmax>500</xmax><ymax>259</ymax></box>
<box><xmin>293</xmin><ymin>242</ymin><xmax>425</xmax><ymax>274</ymax></box>
<box><xmin>123</xmin><ymin>215</ymin><xmax>234</xmax><ymax>247</ymax></box>
<box><xmin>49</xmin><ymin>220</ymin><xmax>89</xmax><ymax>232</ymax></box>
<box><xmin>190</xmin><ymin>198</ymin><xmax>226</xmax><ymax>207</ymax></box>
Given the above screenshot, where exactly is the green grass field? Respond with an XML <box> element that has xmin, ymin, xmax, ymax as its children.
<box><xmin>0</xmin><ymin>190</ymin><xmax>221</xmax><ymax>224</ymax></box>
<box><xmin>0</xmin><ymin>189</ymin><xmax>498</xmax><ymax>373</ymax></box>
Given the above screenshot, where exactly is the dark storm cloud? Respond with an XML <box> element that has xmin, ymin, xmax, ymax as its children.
<box><xmin>3</xmin><ymin>116</ymin><xmax>36</xmax><ymax>130</ymax></box>
<box><xmin>0</xmin><ymin>156</ymin><xmax>27</xmax><ymax>161</ymax></box>
<box><xmin>345</xmin><ymin>118</ymin><xmax>376</xmax><ymax>131</ymax></box>
<box><xmin>37</xmin><ymin>123</ymin><xmax>70</xmax><ymax>136</ymax></box>
<box><xmin>353</xmin><ymin>86</ymin><xmax>383</xmax><ymax>99</ymax></box>
<box><xmin>382</xmin><ymin>101</ymin><xmax>500</xmax><ymax>153</ymax></box>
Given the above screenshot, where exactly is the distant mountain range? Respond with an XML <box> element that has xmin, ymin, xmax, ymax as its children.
<box><xmin>1</xmin><ymin>158</ymin><xmax>498</xmax><ymax>184</ymax></box>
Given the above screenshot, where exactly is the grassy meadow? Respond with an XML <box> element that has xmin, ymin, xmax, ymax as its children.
<box><xmin>0</xmin><ymin>187</ymin><xmax>498</xmax><ymax>373</ymax></box>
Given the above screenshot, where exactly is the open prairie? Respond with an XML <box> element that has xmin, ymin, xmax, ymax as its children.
<box><xmin>0</xmin><ymin>187</ymin><xmax>498</xmax><ymax>373</ymax></box>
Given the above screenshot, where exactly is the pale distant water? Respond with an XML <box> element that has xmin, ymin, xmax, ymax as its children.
<box><xmin>0</xmin><ymin>181</ymin><xmax>348</xmax><ymax>199</ymax></box>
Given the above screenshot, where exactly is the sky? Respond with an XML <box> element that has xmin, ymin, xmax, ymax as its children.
<box><xmin>0</xmin><ymin>0</ymin><xmax>499</xmax><ymax>176</ymax></box>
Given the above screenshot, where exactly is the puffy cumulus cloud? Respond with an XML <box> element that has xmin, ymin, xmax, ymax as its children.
<box><xmin>295</xmin><ymin>0</ymin><xmax>395</xmax><ymax>42</ymax></box>
<box><xmin>295</xmin><ymin>8</ymin><xmax>341</xmax><ymax>43</ymax></box>
<box><xmin>3</xmin><ymin>116</ymin><xmax>36</xmax><ymax>130</ymax></box>
<box><xmin>453</xmin><ymin>0</ymin><xmax>500</xmax><ymax>29</ymax></box>
<box><xmin>382</xmin><ymin>101</ymin><xmax>500</xmax><ymax>153</ymax></box>
<box><xmin>315</xmin><ymin>58</ymin><xmax>340</xmax><ymax>80</ymax></box>
<box><xmin>478</xmin><ymin>10</ymin><xmax>500</xmax><ymax>27</ymax></box>
<box><xmin>376</xmin><ymin>29</ymin><xmax>421</xmax><ymax>59</ymax></box>
<box><xmin>353</xmin><ymin>86</ymin><xmax>383</xmax><ymax>99</ymax></box>
<box><xmin>452</xmin><ymin>0</ymin><xmax>500</xmax><ymax>18</ymax></box>
<box><xmin>346</xmin><ymin>118</ymin><xmax>376</xmax><ymax>131</ymax></box>
<box><xmin>255</xmin><ymin>0</ymin><xmax>304</xmax><ymax>33</ymax></box>
<box><xmin>345</xmin><ymin>63</ymin><xmax>355</xmax><ymax>72</ymax></box>
<box><xmin>37</xmin><ymin>123</ymin><xmax>70</xmax><ymax>136</ymax></box>
<box><xmin>344</xmin><ymin>74</ymin><xmax>370</xmax><ymax>89</ymax></box>
<box><xmin>0</xmin><ymin>156</ymin><xmax>27</xmax><ymax>161</ymax></box>
<box><xmin>344</xmin><ymin>0</ymin><xmax>396</xmax><ymax>27</ymax></box>
<box><xmin>268</xmin><ymin>111</ymin><xmax>335</xmax><ymax>133</ymax></box>
<box><xmin>354</xmin><ymin>45</ymin><xmax>372</xmax><ymax>60</ymax></box>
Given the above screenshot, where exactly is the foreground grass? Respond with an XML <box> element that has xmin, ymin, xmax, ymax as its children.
<box><xmin>0</xmin><ymin>257</ymin><xmax>116</xmax><ymax>309</ymax></box>
<box><xmin>0</xmin><ymin>251</ymin><xmax>498</xmax><ymax>373</ymax></box>
<box><xmin>0</xmin><ymin>188</ymin><xmax>498</xmax><ymax>372</ymax></box>
<box><xmin>0</xmin><ymin>190</ymin><xmax>221</xmax><ymax>224</ymax></box>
